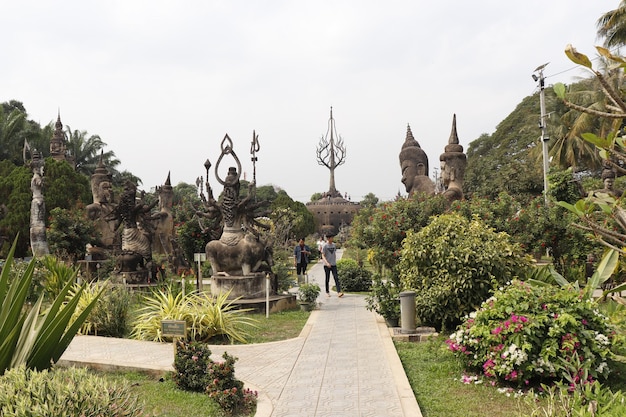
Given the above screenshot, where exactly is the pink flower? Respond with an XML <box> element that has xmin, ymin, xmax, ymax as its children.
<box><xmin>492</xmin><ymin>327</ymin><xmax>502</xmax><ymax>335</ymax></box>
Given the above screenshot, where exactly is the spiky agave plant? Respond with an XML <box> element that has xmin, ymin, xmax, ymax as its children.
<box><xmin>0</xmin><ymin>237</ymin><xmax>103</xmax><ymax>373</ymax></box>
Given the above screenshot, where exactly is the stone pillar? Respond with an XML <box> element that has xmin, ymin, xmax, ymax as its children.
<box><xmin>399</xmin><ymin>291</ymin><xmax>416</xmax><ymax>334</ymax></box>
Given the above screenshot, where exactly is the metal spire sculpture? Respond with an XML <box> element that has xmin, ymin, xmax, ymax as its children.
<box><xmin>316</xmin><ymin>107</ymin><xmax>346</xmax><ymax>197</ymax></box>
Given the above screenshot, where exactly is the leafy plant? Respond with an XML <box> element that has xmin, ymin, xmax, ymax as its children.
<box><xmin>297</xmin><ymin>283</ymin><xmax>320</xmax><ymax>304</ymax></box>
<box><xmin>131</xmin><ymin>287</ymin><xmax>257</xmax><ymax>343</ymax></box>
<box><xmin>206</xmin><ymin>351</ymin><xmax>257</xmax><ymax>416</ymax></box>
<box><xmin>399</xmin><ymin>213</ymin><xmax>531</xmax><ymax>331</ymax></box>
<box><xmin>337</xmin><ymin>258</ymin><xmax>372</xmax><ymax>292</ymax></box>
<box><xmin>0</xmin><ymin>365</ymin><xmax>145</xmax><ymax>416</ymax></box>
<box><xmin>72</xmin><ymin>281</ymin><xmax>132</xmax><ymax>338</ymax></box>
<box><xmin>40</xmin><ymin>255</ymin><xmax>79</xmax><ymax>300</ymax></box>
<box><xmin>365</xmin><ymin>272</ymin><xmax>401</xmax><ymax>322</ymax></box>
<box><xmin>173</xmin><ymin>339</ymin><xmax>257</xmax><ymax>416</ymax></box>
<box><xmin>173</xmin><ymin>340</ymin><xmax>214</xmax><ymax>392</ymax></box>
<box><xmin>447</xmin><ymin>280</ymin><xmax>614</xmax><ymax>387</ymax></box>
<box><xmin>0</xmin><ymin>237</ymin><xmax>103</xmax><ymax>373</ymax></box>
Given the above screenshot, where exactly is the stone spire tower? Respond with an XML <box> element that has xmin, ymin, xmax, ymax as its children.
<box><xmin>439</xmin><ymin>114</ymin><xmax>467</xmax><ymax>201</ymax></box>
<box><xmin>49</xmin><ymin>112</ymin><xmax>68</xmax><ymax>162</ymax></box>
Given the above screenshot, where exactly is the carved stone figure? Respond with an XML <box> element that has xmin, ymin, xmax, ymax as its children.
<box><xmin>29</xmin><ymin>149</ymin><xmax>50</xmax><ymax>257</ymax></box>
<box><xmin>86</xmin><ymin>155</ymin><xmax>119</xmax><ymax>247</ymax></box>
<box><xmin>203</xmin><ymin>134</ymin><xmax>271</xmax><ymax>279</ymax></box>
<box><xmin>107</xmin><ymin>181</ymin><xmax>157</xmax><ymax>282</ymax></box>
<box><xmin>151</xmin><ymin>172</ymin><xmax>175</xmax><ymax>256</ymax></box>
<box><xmin>596</xmin><ymin>164</ymin><xmax>623</xmax><ymax>198</ymax></box>
<box><xmin>439</xmin><ymin>114</ymin><xmax>467</xmax><ymax>202</ymax></box>
<box><xmin>399</xmin><ymin>124</ymin><xmax>435</xmax><ymax>195</ymax></box>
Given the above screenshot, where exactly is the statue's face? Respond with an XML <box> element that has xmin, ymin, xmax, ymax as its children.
<box><xmin>99</xmin><ymin>181</ymin><xmax>112</xmax><ymax>203</ymax></box>
<box><xmin>605</xmin><ymin>178</ymin><xmax>615</xmax><ymax>190</ymax></box>
<box><xmin>401</xmin><ymin>161</ymin><xmax>418</xmax><ymax>192</ymax></box>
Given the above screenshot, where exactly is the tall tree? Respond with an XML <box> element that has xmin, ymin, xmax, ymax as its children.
<box><xmin>597</xmin><ymin>1</ymin><xmax>626</xmax><ymax>49</ymax></box>
<box><xmin>550</xmin><ymin>60</ymin><xmax>621</xmax><ymax>172</ymax></box>
<box><xmin>0</xmin><ymin>106</ymin><xmax>28</xmax><ymax>164</ymax></box>
<box><xmin>65</xmin><ymin>126</ymin><xmax>120</xmax><ymax>177</ymax></box>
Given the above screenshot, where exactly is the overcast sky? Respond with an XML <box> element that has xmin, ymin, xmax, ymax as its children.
<box><xmin>1</xmin><ymin>1</ymin><xmax>617</xmax><ymax>202</ymax></box>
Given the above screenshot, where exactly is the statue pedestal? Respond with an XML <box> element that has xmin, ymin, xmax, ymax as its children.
<box><xmin>211</xmin><ymin>272</ymin><xmax>274</xmax><ymax>299</ymax></box>
<box><xmin>112</xmin><ymin>270</ymin><xmax>150</xmax><ymax>285</ymax></box>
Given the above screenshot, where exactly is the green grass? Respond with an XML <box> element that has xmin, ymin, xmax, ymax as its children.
<box><xmin>244</xmin><ymin>310</ymin><xmax>310</xmax><ymax>343</ymax></box>
<box><xmin>103</xmin><ymin>371</ymin><xmax>229</xmax><ymax>417</ymax></box>
<box><xmin>396</xmin><ymin>337</ymin><xmax>524</xmax><ymax>417</ymax></box>
<box><xmin>205</xmin><ymin>309</ymin><xmax>311</xmax><ymax>344</ymax></box>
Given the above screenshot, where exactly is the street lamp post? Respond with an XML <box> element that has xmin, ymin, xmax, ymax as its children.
<box><xmin>533</xmin><ymin>63</ymin><xmax>550</xmax><ymax>204</ymax></box>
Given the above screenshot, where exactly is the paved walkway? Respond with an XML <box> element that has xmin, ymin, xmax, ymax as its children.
<box><xmin>60</xmin><ymin>254</ymin><xmax>422</xmax><ymax>417</ymax></box>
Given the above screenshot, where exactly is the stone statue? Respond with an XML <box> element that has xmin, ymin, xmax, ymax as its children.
<box><xmin>107</xmin><ymin>180</ymin><xmax>157</xmax><ymax>282</ymax></box>
<box><xmin>28</xmin><ymin>148</ymin><xmax>50</xmax><ymax>257</ymax></box>
<box><xmin>151</xmin><ymin>172</ymin><xmax>175</xmax><ymax>256</ymax></box>
<box><xmin>439</xmin><ymin>114</ymin><xmax>467</xmax><ymax>202</ymax></box>
<box><xmin>86</xmin><ymin>154</ymin><xmax>119</xmax><ymax>247</ymax></box>
<box><xmin>399</xmin><ymin>124</ymin><xmax>435</xmax><ymax>195</ymax></box>
<box><xmin>203</xmin><ymin>134</ymin><xmax>272</xmax><ymax>278</ymax></box>
<box><xmin>595</xmin><ymin>164</ymin><xmax>623</xmax><ymax>198</ymax></box>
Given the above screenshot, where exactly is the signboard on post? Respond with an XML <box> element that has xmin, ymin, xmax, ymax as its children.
<box><xmin>162</xmin><ymin>320</ymin><xmax>187</xmax><ymax>356</ymax></box>
<box><xmin>161</xmin><ymin>320</ymin><xmax>187</xmax><ymax>338</ymax></box>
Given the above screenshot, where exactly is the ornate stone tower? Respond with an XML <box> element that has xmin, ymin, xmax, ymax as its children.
<box><xmin>49</xmin><ymin>113</ymin><xmax>67</xmax><ymax>161</ymax></box>
<box><xmin>439</xmin><ymin>114</ymin><xmax>467</xmax><ymax>202</ymax></box>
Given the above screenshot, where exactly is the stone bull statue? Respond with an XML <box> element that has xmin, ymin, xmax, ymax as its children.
<box><xmin>206</xmin><ymin>232</ymin><xmax>273</xmax><ymax>276</ymax></box>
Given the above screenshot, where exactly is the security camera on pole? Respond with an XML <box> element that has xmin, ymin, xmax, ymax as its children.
<box><xmin>533</xmin><ymin>62</ymin><xmax>550</xmax><ymax>204</ymax></box>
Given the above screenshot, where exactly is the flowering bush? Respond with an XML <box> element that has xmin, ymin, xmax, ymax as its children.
<box><xmin>173</xmin><ymin>340</ymin><xmax>257</xmax><ymax>415</ymax></box>
<box><xmin>173</xmin><ymin>340</ymin><xmax>213</xmax><ymax>392</ymax></box>
<box><xmin>447</xmin><ymin>280</ymin><xmax>613</xmax><ymax>387</ymax></box>
<box><xmin>206</xmin><ymin>352</ymin><xmax>257</xmax><ymax>415</ymax></box>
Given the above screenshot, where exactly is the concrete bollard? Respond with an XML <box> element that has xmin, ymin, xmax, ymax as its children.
<box><xmin>399</xmin><ymin>291</ymin><xmax>416</xmax><ymax>334</ymax></box>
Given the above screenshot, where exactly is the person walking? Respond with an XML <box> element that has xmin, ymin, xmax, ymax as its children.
<box><xmin>316</xmin><ymin>236</ymin><xmax>325</xmax><ymax>261</ymax></box>
<box><xmin>321</xmin><ymin>234</ymin><xmax>343</xmax><ymax>297</ymax></box>
<box><xmin>294</xmin><ymin>238</ymin><xmax>310</xmax><ymax>284</ymax></box>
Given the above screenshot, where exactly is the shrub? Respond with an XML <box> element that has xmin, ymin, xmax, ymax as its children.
<box><xmin>399</xmin><ymin>213</ymin><xmax>531</xmax><ymax>331</ymax></box>
<box><xmin>447</xmin><ymin>280</ymin><xmax>613</xmax><ymax>387</ymax></box>
<box><xmin>172</xmin><ymin>340</ymin><xmax>213</xmax><ymax>392</ymax></box>
<box><xmin>365</xmin><ymin>272</ymin><xmax>401</xmax><ymax>322</ymax></box>
<box><xmin>173</xmin><ymin>340</ymin><xmax>257</xmax><ymax>415</ymax></box>
<box><xmin>131</xmin><ymin>287</ymin><xmax>257</xmax><ymax>343</ymax></box>
<box><xmin>73</xmin><ymin>281</ymin><xmax>132</xmax><ymax>338</ymax></box>
<box><xmin>0</xmin><ymin>366</ymin><xmax>145</xmax><ymax>417</ymax></box>
<box><xmin>337</xmin><ymin>258</ymin><xmax>372</xmax><ymax>292</ymax></box>
<box><xmin>298</xmin><ymin>282</ymin><xmax>320</xmax><ymax>304</ymax></box>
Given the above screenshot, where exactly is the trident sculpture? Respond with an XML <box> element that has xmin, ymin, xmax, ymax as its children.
<box><xmin>316</xmin><ymin>107</ymin><xmax>346</xmax><ymax>198</ymax></box>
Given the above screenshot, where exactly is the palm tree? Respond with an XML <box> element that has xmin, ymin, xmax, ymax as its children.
<box><xmin>0</xmin><ymin>106</ymin><xmax>28</xmax><ymax>164</ymax></box>
<box><xmin>597</xmin><ymin>1</ymin><xmax>626</xmax><ymax>49</ymax></box>
<box><xmin>64</xmin><ymin>126</ymin><xmax>120</xmax><ymax>176</ymax></box>
<box><xmin>550</xmin><ymin>80</ymin><xmax>608</xmax><ymax>172</ymax></box>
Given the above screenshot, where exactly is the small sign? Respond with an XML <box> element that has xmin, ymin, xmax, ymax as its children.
<box><xmin>161</xmin><ymin>320</ymin><xmax>187</xmax><ymax>338</ymax></box>
<box><xmin>194</xmin><ymin>253</ymin><xmax>206</xmax><ymax>262</ymax></box>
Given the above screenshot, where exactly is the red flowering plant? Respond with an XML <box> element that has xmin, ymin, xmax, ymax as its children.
<box><xmin>447</xmin><ymin>279</ymin><xmax>614</xmax><ymax>388</ymax></box>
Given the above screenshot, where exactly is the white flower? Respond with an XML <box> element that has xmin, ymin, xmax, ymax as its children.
<box><xmin>595</xmin><ymin>332</ymin><xmax>610</xmax><ymax>346</ymax></box>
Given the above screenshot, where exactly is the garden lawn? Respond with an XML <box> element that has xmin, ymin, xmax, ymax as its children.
<box><xmin>103</xmin><ymin>371</ymin><xmax>230</xmax><ymax>417</ymax></box>
<box><xmin>395</xmin><ymin>337</ymin><xmax>523</xmax><ymax>417</ymax></box>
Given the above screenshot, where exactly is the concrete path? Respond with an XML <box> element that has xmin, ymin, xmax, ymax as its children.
<box><xmin>60</xmin><ymin>254</ymin><xmax>422</xmax><ymax>417</ymax></box>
